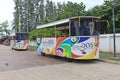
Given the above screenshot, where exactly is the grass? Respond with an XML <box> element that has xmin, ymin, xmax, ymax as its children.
<box><xmin>100</xmin><ymin>52</ymin><xmax>120</xmax><ymax>61</ymax></box>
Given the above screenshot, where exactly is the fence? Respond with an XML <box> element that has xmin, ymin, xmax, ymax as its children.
<box><xmin>29</xmin><ymin>33</ymin><xmax>120</xmax><ymax>53</ymax></box>
<box><xmin>100</xmin><ymin>33</ymin><xmax>120</xmax><ymax>53</ymax></box>
<box><xmin>29</xmin><ymin>40</ymin><xmax>36</xmax><ymax>46</ymax></box>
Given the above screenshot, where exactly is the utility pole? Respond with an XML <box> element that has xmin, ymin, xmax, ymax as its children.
<box><xmin>104</xmin><ymin>0</ymin><xmax>117</xmax><ymax>58</ymax></box>
<box><xmin>112</xmin><ymin>0</ymin><xmax>116</xmax><ymax>58</ymax></box>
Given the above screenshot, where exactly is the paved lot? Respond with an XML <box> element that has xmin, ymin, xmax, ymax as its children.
<box><xmin>0</xmin><ymin>45</ymin><xmax>120</xmax><ymax>80</ymax></box>
<box><xmin>0</xmin><ymin>45</ymin><xmax>66</xmax><ymax>71</ymax></box>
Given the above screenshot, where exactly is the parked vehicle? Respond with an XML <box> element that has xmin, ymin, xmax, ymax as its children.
<box><xmin>36</xmin><ymin>16</ymin><xmax>100</xmax><ymax>61</ymax></box>
<box><xmin>0</xmin><ymin>35</ymin><xmax>10</xmax><ymax>46</ymax></box>
<box><xmin>11</xmin><ymin>32</ymin><xmax>29</xmax><ymax>50</ymax></box>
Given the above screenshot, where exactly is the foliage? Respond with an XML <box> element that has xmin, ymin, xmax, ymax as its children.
<box><xmin>55</xmin><ymin>1</ymin><xmax>86</xmax><ymax>20</ymax></box>
<box><xmin>0</xmin><ymin>21</ymin><xmax>10</xmax><ymax>35</ymax></box>
<box><xmin>14</xmin><ymin>0</ymin><xmax>120</xmax><ymax>39</ymax></box>
<box><xmin>13</xmin><ymin>0</ymin><xmax>65</xmax><ymax>32</ymax></box>
<box><xmin>85</xmin><ymin>0</ymin><xmax>120</xmax><ymax>34</ymax></box>
<box><xmin>28</xmin><ymin>1</ymin><xmax>86</xmax><ymax>40</ymax></box>
<box><xmin>86</xmin><ymin>5</ymin><xmax>112</xmax><ymax>34</ymax></box>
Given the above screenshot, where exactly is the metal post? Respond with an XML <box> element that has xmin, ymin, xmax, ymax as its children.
<box><xmin>104</xmin><ymin>0</ymin><xmax>117</xmax><ymax>58</ymax></box>
<box><xmin>112</xmin><ymin>0</ymin><xmax>116</xmax><ymax>58</ymax></box>
<box><xmin>27</xmin><ymin>19</ymin><xmax>29</xmax><ymax>33</ymax></box>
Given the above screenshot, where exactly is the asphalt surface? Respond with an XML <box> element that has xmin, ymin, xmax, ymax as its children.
<box><xmin>0</xmin><ymin>45</ymin><xmax>66</xmax><ymax>72</ymax></box>
<box><xmin>0</xmin><ymin>45</ymin><xmax>120</xmax><ymax>80</ymax></box>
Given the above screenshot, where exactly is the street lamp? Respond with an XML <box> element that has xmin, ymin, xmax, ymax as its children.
<box><xmin>104</xmin><ymin>0</ymin><xmax>117</xmax><ymax>58</ymax></box>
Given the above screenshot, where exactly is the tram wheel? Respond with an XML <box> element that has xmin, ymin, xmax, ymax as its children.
<box><xmin>66</xmin><ymin>58</ymin><xmax>72</xmax><ymax>62</ymax></box>
<box><xmin>41</xmin><ymin>52</ymin><xmax>45</xmax><ymax>56</ymax></box>
<box><xmin>12</xmin><ymin>48</ymin><xmax>14</xmax><ymax>50</ymax></box>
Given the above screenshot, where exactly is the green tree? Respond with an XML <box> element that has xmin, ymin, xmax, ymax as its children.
<box><xmin>39</xmin><ymin>0</ymin><xmax>45</xmax><ymax>22</ymax></box>
<box><xmin>55</xmin><ymin>1</ymin><xmax>86</xmax><ymax>20</ymax></box>
<box><xmin>0</xmin><ymin>21</ymin><xmax>10</xmax><ymax>35</ymax></box>
<box><xmin>13</xmin><ymin>0</ymin><xmax>46</xmax><ymax>32</ymax></box>
<box><xmin>13</xmin><ymin>0</ymin><xmax>20</xmax><ymax>32</ymax></box>
<box><xmin>85</xmin><ymin>0</ymin><xmax>120</xmax><ymax>34</ymax></box>
<box><xmin>45</xmin><ymin>0</ymin><xmax>55</xmax><ymax>20</ymax></box>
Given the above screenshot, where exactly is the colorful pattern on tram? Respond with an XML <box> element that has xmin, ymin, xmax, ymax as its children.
<box><xmin>37</xmin><ymin>37</ymin><xmax>99</xmax><ymax>59</ymax></box>
<box><xmin>14</xmin><ymin>40</ymin><xmax>28</xmax><ymax>50</ymax></box>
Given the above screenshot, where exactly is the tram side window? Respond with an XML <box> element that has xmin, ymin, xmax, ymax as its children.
<box><xmin>94</xmin><ymin>21</ymin><xmax>100</xmax><ymax>36</ymax></box>
<box><xmin>70</xmin><ymin>22</ymin><xmax>75</xmax><ymax>36</ymax></box>
<box><xmin>56</xmin><ymin>26</ymin><xmax>69</xmax><ymax>37</ymax></box>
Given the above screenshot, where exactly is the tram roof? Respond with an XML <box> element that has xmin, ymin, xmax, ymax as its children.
<box><xmin>36</xmin><ymin>16</ymin><xmax>100</xmax><ymax>29</ymax></box>
<box><xmin>15</xmin><ymin>32</ymin><xmax>29</xmax><ymax>33</ymax></box>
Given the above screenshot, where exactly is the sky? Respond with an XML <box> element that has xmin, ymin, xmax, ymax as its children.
<box><xmin>0</xmin><ymin>0</ymin><xmax>104</xmax><ymax>24</ymax></box>
<box><xmin>0</xmin><ymin>0</ymin><xmax>14</xmax><ymax>23</ymax></box>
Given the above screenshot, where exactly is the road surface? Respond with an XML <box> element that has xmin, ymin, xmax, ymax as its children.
<box><xmin>0</xmin><ymin>45</ymin><xmax>120</xmax><ymax>80</ymax></box>
<box><xmin>0</xmin><ymin>45</ymin><xmax>66</xmax><ymax>71</ymax></box>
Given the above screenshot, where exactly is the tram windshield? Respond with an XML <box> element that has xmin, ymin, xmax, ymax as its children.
<box><xmin>16</xmin><ymin>33</ymin><xmax>28</xmax><ymax>40</ymax></box>
<box><xmin>70</xmin><ymin>18</ymin><xmax>100</xmax><ymax>36</ymax></box>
